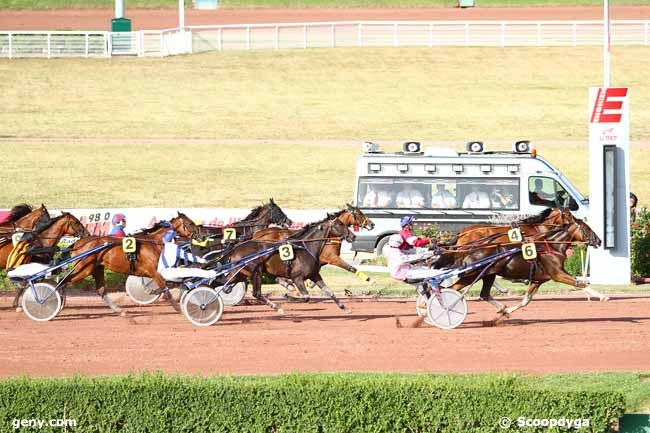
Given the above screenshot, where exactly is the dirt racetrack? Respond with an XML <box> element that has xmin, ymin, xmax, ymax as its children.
<box><xmin>1</xmin><ymin>6</ymin><xmax>650</xmax><ymax>30</ymax></box>
<box><xmin>1</xmin><ymin>292</ymin><xmax>649</xmax><ymax>377</ymax></box>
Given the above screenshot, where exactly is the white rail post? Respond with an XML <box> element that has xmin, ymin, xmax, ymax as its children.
<box><xmin>429</xmin><ymin>23</ymin><xmax>433</xmax><ymax>47</ymax></box>
<box><xmin>218</xmin><ymin>27</ymin><xmax>223</xmax><ymax>51</ymax></box>
<box><xmin>393</xmin><ymin>23</ymin><xmax>398</xmax><ymax>47</ymax></box>
<box><xmin>303</xmin><ymin>24</ymin><xmax>307</xmax><ymax>49</ymax></box>
<box><xmin>572</xmin><ymin>22</ymin><xmax>577</xmax><ymax>46</ymax></box>
<box><xmin>8</xmin><ymin>32</ymin><xmax>12</xmax><ymax>59</ymax></box>
<box><xmin>645</xmin><ymin>21</ymin><xmax>649</xmax><ymax>45</ymax></box>
<box><xmin>107</xmin><ymin>32</ymin><xmax>112</xmax><ymax>57</ymax></box>
<box><xmin>85</xmin><ymin>33</ymin><xmax>89</xmax><ymax>57</ymax></box>
<box><xmin>501</xmin><ymin>22</ymin><xmax>506</xmax><ymax>46</ymax></box>
<box><xmin>275</xmin><ymin>25</ymin><xmax>279</xmax><ymax>49</ymax></box>
<box><xmin>358</xmin><ymin>23</ymin><xmax>363</xmax><ymax>47</ymax></box>
<box><xmin>537</xmin><ymin>22</ymin><xmax>542</xmax><ymax>46</ymax></box>
<box><xmin>464</xmin><ymin>22</ymin><xmax>470</xmax><ymax>46</ymax></box>
<box><xmin>246</xmin><ymin>26</ymin><xmax>251</xmax><ymax>50</ymax></box>
<box><xmin>138</xmin><ymin>30</ymin><xmax>143</xmax><ymax>56</ymax></box>
<box><xmin>47</xmin><ymin>32</ymin><xmax>51</xmax><ymax>58</ymax></box>
<box><xmin>330</xmin><ymin>23</ymin><xmax>335</xmax><ymax>48</ymax></box>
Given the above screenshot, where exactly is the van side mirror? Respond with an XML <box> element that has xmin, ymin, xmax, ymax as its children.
<box><xmin>568</xmin><ymin>197</ymin><xmax>579</xmax><ymax>211</ymax></box>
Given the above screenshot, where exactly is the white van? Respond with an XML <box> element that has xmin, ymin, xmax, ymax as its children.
<box><xmin>351</xmin><ymin>141</ymin><xmax>589</xmax><ymax>254</ymax></box>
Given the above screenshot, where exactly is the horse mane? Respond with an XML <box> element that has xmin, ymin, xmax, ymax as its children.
<box><xmin>511</xmin><ymin>208</ymin><xmax>553</xmax><ymax>225</ymax></box>
<box><xmin>133</xmin><ymin>220</ymin><xmax>172</xmax><ymax>235</ymax></box>
<box><xmin>9</xmin><ymin>203</ymin><xmax>33</xmax><ymax>222</ymax></box>
<box><xmin>243</xmin><ymin>204</ymin><xmax>267</xmax><ymax>221</ymax></box>
<box><xmin>34</xmin><ymin>213</ymin><xmax>64</xmax><ymax>232</ymax></box>
<box><xmin>288</xmin><ymin>215</ymin><xmax>333</xmax><ymax>239</ymax></box>
<box><xmin>326</xmin><ymin>209</ymin><xmax>345</xmax><ymax>219</ymax></box>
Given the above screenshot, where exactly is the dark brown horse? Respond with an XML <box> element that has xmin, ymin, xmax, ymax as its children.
<box><xmin>11</xmin><ymin>211</ymin><xmax>90</xmax><ymax>310</ymax></box>
<box><xmin>446</xmin><ymin>212</ymin><xmax>601</xmax><ymax>320</ymax></box>
<box><xmin>0</xmin><ymin>204</ymin><xmax>50</xmax><ymax>269</ymax></box>
<box><xmin>221</xmin><ymin>216</ymin><xmax>355</xmax><ymax>313</ymax></box>
<box><xmin>252</xmin><ymin>204</ymin><xmax>374</xmax><ymax>295</ymax></box>
<box><xmin>191</xmin><ymin>199</ymin><xmax>293</xmax><ymax>258</ymax></box>
<box><xmin>64</xmin><ymin>212</ymin><xmax>198</xmax><ymax>314</ymax></box>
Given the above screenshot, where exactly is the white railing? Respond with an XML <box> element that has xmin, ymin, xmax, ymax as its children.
<box><xmin>1</xmin><ymin>20</ymin><xmax>648</xmax><ymax>58</ymax></box>
<box><xmin>189</xmin><ymin>20</ymin><xmax>650</xmax><ymax>52</ymax></box>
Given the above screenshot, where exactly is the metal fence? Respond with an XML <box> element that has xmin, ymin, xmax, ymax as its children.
<box><xmin>1</xmin><ymin>20</ymin><xmax>649</xmax><ymax>58</ymax></box>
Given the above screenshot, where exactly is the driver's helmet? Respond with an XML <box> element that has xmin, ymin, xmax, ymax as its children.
<box><xmin>400</xmin><ymin>216</ymin><xmax>416</xmax><ymax>228</ymax></box>
<box><xmin>112</xmin><ymin>213</ymin><xmax>126</xmax><ymax>226</ymax></box>
<box><xmin>388</xmin><ymin>233</ymin><xmax>403</xmax><ymax>248</ymax></box>
<box><xmin>162</xmin><ymin>230</ymin><xmax>177</xmax><ymax>243</ymax></box>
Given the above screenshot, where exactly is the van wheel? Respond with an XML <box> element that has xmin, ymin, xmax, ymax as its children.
<box><xmin>375</xmin><ymin>236</ymin><xmax>391</xmax><ymax>257</ymax></box>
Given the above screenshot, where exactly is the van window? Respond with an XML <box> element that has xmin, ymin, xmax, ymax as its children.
<box><xmin>528</xmin><ymin>176</ymin><xmax>578</xmax><ymax>210</ymax></box>
<box><xmin>358</xmin><ymin>177</ymin><xmax>519</xmax><ymax>210</ymax></box>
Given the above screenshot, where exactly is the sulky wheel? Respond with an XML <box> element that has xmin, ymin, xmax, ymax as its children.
<box><xmin>21</xmin><ymin>281</ymin><xmax>62</xmax><ymax>322</ymax></box>
<box><xmin>217</xmin><ymin>281</ymin><xmax>247</xmax><ymax>306</ymax></box>
<box><xmin>125</xmin><ymin>276</ymin><xmax>162</xmax><ymax>305</ymax></box>
<box><xmin>426</xmin><ymin>289</ymin><xmax>467</xmax><ymax>330</ymax></box>
<box><xmin>182</xmin><ymin>286</ymin><xmax>224</xmax><ymax>327</ymax></box>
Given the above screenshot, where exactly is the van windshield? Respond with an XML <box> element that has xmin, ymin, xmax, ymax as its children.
<box><xmin>358</xmin><ymin>177</ymin><xmax>520</xmax><ymax>210</ymax></box>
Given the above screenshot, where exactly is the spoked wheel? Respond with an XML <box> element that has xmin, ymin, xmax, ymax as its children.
<box><xmin>22</xmin><ymin>281</ymin><xmax>62</xmax><ymax>322</ymax></box>
<box><xmin>415</xmin><ymin>293</ymin><xmax>434</xmax><ymax>326</ymax></box>
<box><xmin>426</xmin><ymin>289</ymin><xmax>467</xmax><ymax>330</ymax></box>
<box><xmin>217</xmin><ymin>281</ymin><xmax>247</xmax><ymax>307</ymax></box>
<box><xmin>182</xmin><ymin>286</ymin><xmax>224</xmax><ymax>327</ymax></box>
<box><xmin>125</xmin><ymin>276</ymin><xmax>162</xmax><ymax>305</ymax></box>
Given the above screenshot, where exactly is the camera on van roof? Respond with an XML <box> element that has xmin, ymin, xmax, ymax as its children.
<box><xmin>513</xmin><ymin>140</ymin><xmax>533</xmax><ymax>153</ymax></box>
<box><xmin>466</xmin><ymin>141</ymin><xmax>484</xmax><ymax>153</ymax></box>
<box><xmin>402</xmin><ymin>141</ymin><xmax>421</xmax><ymax>153</ymax></box>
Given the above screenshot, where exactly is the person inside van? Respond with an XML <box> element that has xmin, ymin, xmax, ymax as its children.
<box><xmin>396</xmin><ymin>184</ymin><xmax>425</xmax><ymax>208</ymax></box>
<box><xmin>529</xmin><ymin>178</ymin><xmax>555</xmax><ymax>206</ymax></box>
<box><xmin>363</xmin><ymin>184</ymin><xmax>393</xmax><ymax>207</ymax></box>
<box><xmin>431</xmin><ymin>184</ymin><xmax>457</xmax><ymax>209</ymax></box>
<box><xmin>489</xmin><ymin>186</ymin><xmax>514</xmax><ymax>209</ymax></box>
<box><xmin>462</xmin><ymin>184</ymin><xmax>490</xmax><ymax>209</ymax></box>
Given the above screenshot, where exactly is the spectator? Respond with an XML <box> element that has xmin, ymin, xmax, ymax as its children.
<box><xmin>363</xmin><ymin>185</ymin><xmax>393</xmax><ymax>208</ymax></box>
<box><xmin>529</xmin><ymin>178</ymin><xmax>554</xmax><ymax>206</ymax></box>
<box><xmin>630</xmin><ymin>192</ymin><xmax>641</xmax><ymax>222</ymax></box>
<box><xmin>396</xmin><ymin>184</ymin><xmax>425</xmax><ymax>208</ymax></box>
<box><xmin>489</xmin><ymin>186</ymin><xmax>514</xmax><ymax>209</ymax></box>
<box><xmin>431</xmin><ymin>184</ymin><xmax>457</xmax><ymax>208</ymax></box>
<box><xmin>462</xmin><ymin>184</ymin><xmax>490</xmax><ymax>209</ymax></box>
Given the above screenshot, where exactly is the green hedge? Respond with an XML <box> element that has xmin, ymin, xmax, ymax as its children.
<box><xmin>0</xmin><ymin>373</ymin><xmax>625</xmax><ymax>433</ymax></box>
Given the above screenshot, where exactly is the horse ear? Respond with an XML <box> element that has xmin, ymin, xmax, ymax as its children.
<box><xmin>177</xmin><ymin>211</ymin><xmax>181</xmax><ymax>217</ymax></box>
<box><xmin>270</xmin><ymin>198</ymin><xmax>275</xmax><ymax>204</ymax></box>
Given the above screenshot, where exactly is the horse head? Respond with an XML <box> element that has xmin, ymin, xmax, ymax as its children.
<box><xmin>266</xmin><ymin>198</ymin><xmax>292</xmax><ymax>228</ymax></box>
<box><xmin>572</xmin><ymin>217</ymin><xmax>602</xmax><ymax>248</ymax></box>
<box><xmin>61</xmin><ymin>212</ymin><xmax>90</xmax><ymax>238</ymax></box>
<box><xmin>344</xmin><ymin>203</ymin><xmax>375</xmax><ymax>230</ymax></box>
<box><xmin>326</xmin><ymin>217</ymin><xmax>355</xmax><ymax>243</ymax></box>
<box><xmin>173</xmin><ymin>212</ymin><xmax>199</xmax><ymax>239</ymax></box>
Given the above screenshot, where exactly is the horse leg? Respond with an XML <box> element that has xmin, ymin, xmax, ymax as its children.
<box><xmin>93</xmin><ymin>265</ymin><xmax>124</xmax><ymax>315</ymax></box>
<box><xmin>13</xmin><ymin>284</ymin><xmax>25</xmax><ymax>312</ymax></box>
<box><xmin>502</xmin><ymin>281</ymin><xmax>541</xmax><ymax>317</ymax></box>
<box><xmin>251</xmin><ymin>267</ymin><xmax>283</xmax><ymax>314</ymax></box>
<box><xmin>152</xmin><ymin>272</ymin><xmax>180</xmax><ymax>311</ymax></box>
<box><xmin>546</xmin><ymin>263</ymin><xmax>609</xmax><ymax>301</ymax></box>
<box><xmin>276</xmin><ymin>277</ymin><xmax>302</xmax><ymax>300</ymax></box>
<box><xmin>478</xmin><ymin>274</ymin><xmax>508</xmax><ymax>313</ymax></box>
<box><xmin>312</xmin><ymin>273</ymin><xmax>350</xmax><ymax>314</ymax></box>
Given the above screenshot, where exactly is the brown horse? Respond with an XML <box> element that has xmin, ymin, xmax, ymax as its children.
<box><xmin>11</xmin><ymin>211</ymin><xmax>90</xmax><ymax>310</ymax></box>
<box><xmin>0</xmin><ymin>204</ymin><xmax>50</xmax><ymax>269</ymax></box>
<box><xmin>64</xmin><ymin>212</ymin><xmax>199</xmax><ymax>314</ymax></box>
<box><xmin>252</xmin><ymin>204</ymin><xmax>374</xmax><ymax>295</ymax></box>
<box><xmin>221</xmin><ymin>216</ymin><xmax>355</xmax><ymax>313</ymax></box>
<box><xmin>446</xmin><ymin>213</ymin><xmax>601</xmax><ymax>320</ymax></box>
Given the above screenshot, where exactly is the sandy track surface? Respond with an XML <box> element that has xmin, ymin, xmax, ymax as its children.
<box><xmin>1</xmin><ymin>6</ymin><xmax>649</xmax><ymax>31</ymax></box>
<box><xmin>1</xmin><ymin>293</ymin><xmax>649</xmax><ymax>377</ymax></box>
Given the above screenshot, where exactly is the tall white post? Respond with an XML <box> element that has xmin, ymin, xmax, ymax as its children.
<box><xmin>603</xmin><ymin>0</ymin><xmax>611</xmax><ymax>87</ymax></box>
<box><xmin>115</xmin><ymin>0</ymin><xmax>124</xmax><ymax>18</ymax></box>
<box><xmin>179</xmin><ymin>0</ymin><xmax>185</xmax><ymax>30</ymax></box>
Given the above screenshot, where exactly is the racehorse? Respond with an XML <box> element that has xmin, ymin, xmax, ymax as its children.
<box><xmin>446</xmin><ymin>212</ymin><xmax>601</xmax><ymax>320</ymax></box>
<box><xmin>63</xmin><ymin>213</ymin><xmax>199</xmax><ymax>315</ymax></box>
<box><xmin>191</xmin><ymin>198</ymin><xmax>293</xmax><ymax>258</ymax></box>
<box><xmin>0</xmin><ymin>204</ymin><xmax>50</xmax><ymax>269</ymax></box>
<box><xmin>251</xmin><ymin>204</ymin><xmax>374</xmax><ymax>297</ymax></box>
<box><xmin>11</xmin><ymin>212</ymin><xmax>90</xmax><ymax>310</ymax></box>
<box><xmin>221</xmin><ymin>216</ymin><xmax>355</xmax><ymax>313</ymax></box>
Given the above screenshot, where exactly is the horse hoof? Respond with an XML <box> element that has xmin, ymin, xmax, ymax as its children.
<box><xmin>15</xmin><ymin>307</ymin><xmax>22</xmax><ymax>313</ymax></box>
<box><xmin>600</xmin><ymin>296</ymin><xmax>610</xmax><ymax>302</ymax></box>
<box><xmin>120</xmin><ymin>311</ymin><xmax>128</xmax><ymax>317</ymax></box>
<box><xmin>277</xmin><ymin>308</ymin><xmax>285</xmax><ymax>315</ymax></box>
<box><xmin>343</xmin><ymin>307</ymin><xmax>352</xmax><ymax>315</ymax></box>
